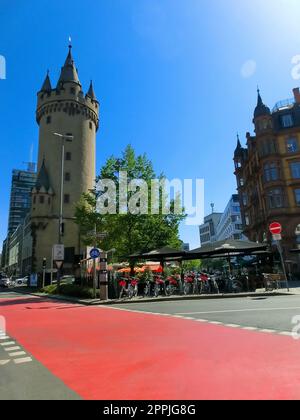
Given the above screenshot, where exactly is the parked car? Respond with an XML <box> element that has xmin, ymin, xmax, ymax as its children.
<box><xmin>13</xmin><ymin>277</ymin><xmax>29</xmax><ymax>287</ymax></box>
<box><xmin>0</xmin><ymin>277</ymin><xmax>11</xmax><ymax>288</ymax></box>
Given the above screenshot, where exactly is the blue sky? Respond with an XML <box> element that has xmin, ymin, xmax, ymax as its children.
<box><xmin>1</xmin><ymin>0</ymin><xmax>300</xmax><ymax>250</ymax></box>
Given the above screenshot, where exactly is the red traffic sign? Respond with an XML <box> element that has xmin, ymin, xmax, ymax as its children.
<box><xmin>269</xmin><ymin>222</ymin><xmax>282</xmax><ymax>235</ymax></box>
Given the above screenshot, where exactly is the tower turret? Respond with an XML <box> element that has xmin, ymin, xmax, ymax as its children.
<box><xmin>253</xmin><ymin>89</ymin><xmax>273</xmax><ymax>133</ymax></box>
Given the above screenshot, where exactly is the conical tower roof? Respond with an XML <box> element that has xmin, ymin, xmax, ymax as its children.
<box><xmin>57</xmin><ymin>46</ymin><xmax>81</xmax><ymax>88</ymax></box>
<box><xmin>254</xmin><ymin>89</ymin><xmax>271</xmax><ymax>119</ymax></box>
<box><xmin>86</xmin><ymin>80</ymin><xmax>97</xmax><ymax>101</ymax></box>
<box><xmin>35</xmin><ymin>159</ymin><xmax>51</xmax><ymax>192</ymax></box>
<box><xmin>40</xmin><ymin>71</ymin><xmax>52</xmax><ymax>92</ymax></box>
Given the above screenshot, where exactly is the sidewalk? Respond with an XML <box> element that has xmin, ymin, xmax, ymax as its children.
<box><xmin>10</xmin><ymin>287</ymin><xmax>296</xmax><ymax>306</ymax></box>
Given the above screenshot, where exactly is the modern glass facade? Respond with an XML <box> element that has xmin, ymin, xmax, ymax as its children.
<box><xmin>7</xmin><ymin>168</ymin><xmax>36</xmax><ymax>235</ymax></box>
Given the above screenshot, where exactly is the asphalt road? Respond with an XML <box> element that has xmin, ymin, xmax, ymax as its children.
<box><xmin>2</xmin><ymin>289</ymin><xmax>300</xmax><ymax>399</ymax></box>
<box><xmin>0</xmin><ymin>290</ymin><xmax>80</xmax><ymax>400</ymax></box>
<box><xmin>114</xmin><ymin>295</ymin><xmax>300</xmax><ymax>333</ymax></box>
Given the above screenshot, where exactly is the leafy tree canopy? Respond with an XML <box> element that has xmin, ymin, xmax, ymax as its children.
<box><xmin>75</xmin><ymin>145</ymin><xmax>186</xmax><ymax>260</ymax></box>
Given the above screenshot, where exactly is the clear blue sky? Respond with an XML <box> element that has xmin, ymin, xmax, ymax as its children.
<box><xmin>1</xmin><ymin>0</ymin><xmax>300</xmax><ymax>250</ymax></box>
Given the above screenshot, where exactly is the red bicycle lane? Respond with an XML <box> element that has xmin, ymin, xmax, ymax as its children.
<box><xmin>1</xmin><ymin>295</ymin><xmax>300</xmax><ymax>400</ymax></box>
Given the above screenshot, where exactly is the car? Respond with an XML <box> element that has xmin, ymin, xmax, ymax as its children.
<box><xmin>0</xmin><ymin>277</ymin><xmax>11</xmax><ymax>288</ymax></box>
<box><xmin>13</xmin><ymin>277</ymin><xmax>29</xmax><ymax>287</ymax></box>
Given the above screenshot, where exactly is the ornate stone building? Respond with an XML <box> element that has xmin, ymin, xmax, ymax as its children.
<box><xmin>31</xmin><ymin>45</ymin><xmax>99</xmax><ymax>274</ymax></box>
<box><xmin>234</xmin><ymin>88</ymin><xmax>300</xmax><ymax>269</ymax></box>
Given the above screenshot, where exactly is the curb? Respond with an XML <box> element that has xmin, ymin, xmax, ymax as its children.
<box><xmin>10</xmin><ymin>288</ymin><xmax>294</xmax><ymax>306</ymax></box>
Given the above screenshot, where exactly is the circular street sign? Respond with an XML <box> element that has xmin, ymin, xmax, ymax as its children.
<box><xmin>90</xmin><ymin>248</ymin><xmax>101</xmax><ymax>260</ymax></box>
<box><xmin>269</xmin><ymin>222</ymin><xmax>282</xmax><ymax>235</ymax></box>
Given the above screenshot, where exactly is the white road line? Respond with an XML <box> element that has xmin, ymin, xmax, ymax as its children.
<box><xmin>8</xmin><ymin>351</ymin><xmax>26</xmax><ymax>357</ymax></box>
<box><xmin>208</xmin><ymin>321</ymin><xmax>223</xmax><ymax>325</ymax></box>
<box><xmin>279</xmin><ymin>332</ymin><xmax>293</xmax><ymax>337</ymax></box>
<box><xmin>225</xmin><ymin>324</ymin><xmax>241</xmax><ymax>328</ymax></box>
<box><xmin>176</xmin><ymin>306</ymin><xmax>300</xmax><ymax>316</ymax></box>
<box><xmin>0</xmin><ymin>336</ymin><xmax>9</xmax><ymax>340</ymax></box>
<box><xmin>5</xmin><ymin>347</ymin><xmax>21</xmax><ymax>352</ymax></box>
<box><xmin>0</xmin><ymin>360</ymin><xmax>10</xmax><ymax>366</ymax></box>
<box><xmin>260</xmin><ymin>329</ymin><xmax>277</xmax><ymax>334</ymax></box>
<box><xmin>1</xmin><ymin>341</ymin><xmax>15</xmax><ymax>347</ymax></box>
<box><xmin>242</xmin><ymin>327</ymin><xmax>258</xmax><ymax>331</ymax></box>
<box><xmin>14</xmin><ymin>357</ymin><xmax>32</xmax><ymax>365</ymax></box>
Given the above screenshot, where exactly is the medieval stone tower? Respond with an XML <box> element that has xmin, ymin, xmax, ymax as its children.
<box><xmin>31</xmin><ymin>45</ymin><xmax>99</xmax><ymax>274</ymax></box>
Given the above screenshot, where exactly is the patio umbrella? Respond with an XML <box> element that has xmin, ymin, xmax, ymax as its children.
<box><xmin>187</xmin><ymin>239</ymin><xmax>267</xmax><ymax>260</ymax></box>
<box><xmin>129</xmin><ymin>246</ymin><xmax>185</xmax><ymax>261</ymax></box>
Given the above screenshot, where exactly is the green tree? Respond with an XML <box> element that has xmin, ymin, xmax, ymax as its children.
<box><xmin>75</xmin><ymin>145</ymin><xmax>185</xmax><ymax>260</ymax></box>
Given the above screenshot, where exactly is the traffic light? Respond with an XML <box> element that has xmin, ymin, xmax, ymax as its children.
<box><xmin>42</xmin><ymin>258</ymin><xmax>47</xmax><ymax>270</ymax></box>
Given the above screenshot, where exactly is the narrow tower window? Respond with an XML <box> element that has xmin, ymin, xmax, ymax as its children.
<box><xmin>64</xmin><ymin>194</ymin><xmax>70</xmax><ymax>204</ymax></box>
<box><xmin>65</xmin><ymin>152</ymin><xmax>72</xmax><ymax>161</ymax></box>
<box><xmin>65</xmin><ymin>172</ymin><xmax>71</xmax><ymax>182</ymax></box>
<box><xmin>46</xmin><ymin>116</ymin><xmax>51</xmax><ymax>124</ymax></box>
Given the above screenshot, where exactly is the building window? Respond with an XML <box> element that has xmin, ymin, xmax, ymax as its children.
<box><xmin>39</xmin><ymin>195</ymin><xmax>44</xmax><ymax>204</ymax></box>
<box><xmin>290</xmin><ymin>162</ymin><xmax>300</xmax><ymax>179</ymax></box>
<box><xmin>259</xmin><ymin>139</ymin><xmax>277</xmax><ymax>157</ymax></box>
<box><xmin>70</xmin><ymin>87</ymin><xmax>75</xmax><ymax>95</ymax></box>
<box><xmin>242</xmin><ymin>193</ymin><xmax>248</xmax><ymax>206</ymax></box>
<box><xmin>89</xmin><ymin>122</ymin><xmax>93</xmax><ymax>130</ymax></box>
<box><xmin>65</xmin><ymin>172</ymin><xmax>71</xmax><ymax>182</ymax></box>
<box><xmin>33</xmin><ymin>196</ymin><xmax>36</xmax><ymax>204</ymax></box>
<box><xmin>281</xmin><ymin>114</ymin><xmax>294</xmax><ymax>128</ymax></box>
<box><xmin>245</xmin><ymin>214</ymin><xmax>250</xmax><ymax>226</ymax></box>
<box><xmin>264</xmin><ymin>162</ymin><xmax>279</xmax><ymax>182</ymax></box>
<box><xmin>286</xmin><ymin>137</ymin><xmax>299</xmax><ymax>153</ymax></box>
<box><xmin>239</xmin><ymin>177</ymin><xmax>245</xmax><ymax>187</ymax></box>
<box><xmin>296</xmin><ymin>224</ymin><xmax>300</xmax><ymax>245</ymax></box>
<box><xmin>295</xmin><ymin>189</ymin><xmax>300</xmax><ymax>206</ymax></box>
<box><xmin>46</xmin><ymin>116</ymin><xmax>51</xmax><ymax>124</ymax></box>
<box><xmin>64</xmin><ymin>194</ymin><xmax>70</xmax><ymax>204</ymax></box>
<box><xmin>267</xmin><ymin>188</ymin><xmax>284</xmax><ymax>209</ymax></box>
<box><xmin>65</xmin><ymin>152</ymin><xmax>72</xmax><ymax>161</ymax></box>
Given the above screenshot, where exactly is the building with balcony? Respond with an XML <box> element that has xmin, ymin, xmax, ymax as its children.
<box><xmin>234</xmin><ymin>88</ymin><xmax>300</xmax><ymax>268</ymax></box>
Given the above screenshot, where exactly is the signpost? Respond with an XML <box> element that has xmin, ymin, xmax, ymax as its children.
<box><xmin>269</xmin><ymin>222</ymin><xmax>289</xmax><ymax>292</ymax></box>
<box><xmin>90</xmin><ymin>248</ymin><xmax>101</xmax><ymax>299</ymax></box>
<box><xmin>53</xmin><ymin>244</ymin><xmax>64</xmax><ymax>290</ymax></box>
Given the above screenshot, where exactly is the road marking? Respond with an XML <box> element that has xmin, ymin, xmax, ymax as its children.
<box><xmin>260</xmin><ymin>329</ymin><xmax>277</xmax><ymax>334</ymax></box>
<box><xmin>243</xmin><ymin>327</ymin><xmax>258</xmax><ymax>331</ymax></box>
<box><xmin>14</xmin><ymin>357</ymin><xmax>32</xmax><ymax>365</ymax></box>
<box><xmin>279</xmin><ymin>332</ymin><xmax>293</xmax><ymax>337</ymax></box>
<box><xmin>225</xmin><ymin>324</ymin><xmax>241</xmax><ymax>328</ymax></box>
<box><xmin>1</xmin><ymin>341</ymin><xmax>15</xmax><ymax>346</ymax></box>
<box><xmin>176</xmin><ymin>306</ymin><xmax>300</xmax><ymax>315</ymax></box>
<box><xmin>102</xmin><ymin>305</ymin><xmax>296</xmax><ymax>339</ymax></box>
<box><xmin>0</xmin><ymin>360</ymin><xmax>10</xmax><ymax>366</ymax></box>
<box><xmin>5</xmin><ymin>346</ymin><xmax>21</xmax><ymax>352</ymax></box>
<box><xmin>0</xmin><ymin>336</ymin><xmax>9</xmax><ymax>340</ymax></box>
<box><xmin>8</xmin><ymin>351</ymin><xmax>26</xmax><ymax>357</ymax></box>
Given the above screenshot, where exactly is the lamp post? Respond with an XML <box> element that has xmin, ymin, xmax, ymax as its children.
<box><xmin>52</xmin><ymin>132</ymin><xmax>74</xmax><ymax>289</ymax></box>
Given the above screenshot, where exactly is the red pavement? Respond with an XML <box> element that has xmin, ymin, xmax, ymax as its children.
<box><xmin>1</xmin><ymin>295</ymin><xmax>300</xmax><ymax>400</ymax></box>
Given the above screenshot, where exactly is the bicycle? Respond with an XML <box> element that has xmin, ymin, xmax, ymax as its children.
<box><xmin>183</xmin><ymin>274</ymin><xmax>194</xmax><ymax>295</ymax></box>
<box><xmin>165</xmin><ymin>276</ymin><xmax>180</xmax><ymax>296</ymax></box>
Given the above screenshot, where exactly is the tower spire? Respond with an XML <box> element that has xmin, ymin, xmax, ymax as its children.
<box><xmin>86</xmin><ymin>80</ymin><xmax>97</xmax><ymax>101</ymax></box>
<box><xmin>40</xmin><ymin>70</ymin><xmax>52</xmax><ymax>92</ymax></box>
<box><xmin>57</xmin><ymin>43</ymin><xmax>80</xmax><ymax>88</ymax></box>
<box><xmin>254</xmin><ymin>87</ymin><xmax>271</xmax><ymax>119</ymax></box>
